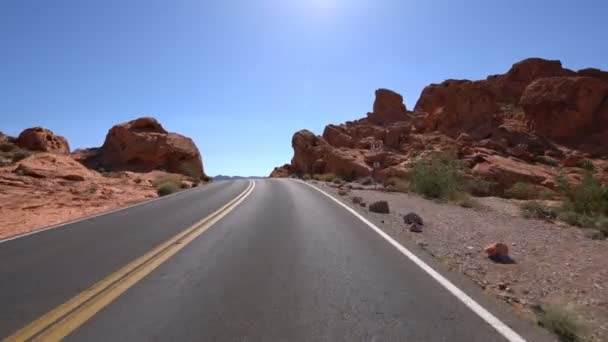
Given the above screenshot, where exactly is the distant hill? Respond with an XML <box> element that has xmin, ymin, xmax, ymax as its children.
<box><xmin>213</xmin><ymin>175</ymin><xmax>263</xmax><ymax>181</ymax></box>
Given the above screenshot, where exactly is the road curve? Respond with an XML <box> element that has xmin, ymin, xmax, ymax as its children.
<box><xmin>1</xmin><ymin>179</ymin><xmax>549</xmax><ymax>341</ymax></box>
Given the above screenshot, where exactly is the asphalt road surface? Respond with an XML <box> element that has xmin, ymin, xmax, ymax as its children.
<box><xmin>0</xmin><ymin>179</ymin><xmax>550</xmax><ymax>341</ymax></box>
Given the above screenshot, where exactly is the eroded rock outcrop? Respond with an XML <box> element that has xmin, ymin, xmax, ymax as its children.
<box><xmin>91</xmin><ymin>117</ymin><xmax>205</xmax><ymax>177</ymax></box>
<box><xmin>17</xmin><ymin>127</ymin><xmax>70</xmax><ymax>154</ymax></box>
<box><xmin>521</xmin><ymin>76</ymin><xmax>608</xmax><ymax>153</ymax></box>
<box><xmin>272</xmin><ymin>58</ymin><xmax>608</xmax><ymax>192</ymax></box>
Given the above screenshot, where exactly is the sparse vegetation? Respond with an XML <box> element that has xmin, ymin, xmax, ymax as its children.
<box><xmin>201</xmin><ymin>175</ymin><xmax>212</xmax><ymax>182</ymax></box>
<box><xmin>562</xmin><ymin>172</ymin><xmax>607</xmax><ymax>216</ymax></box>
<box><xmin>332</xmin><ymin>177</ymin><xmax>343</xmax><ymax>185</ymax></box>
<box><xmin>455</xmin><ymin>194</ymin><xmax>482</xmax><ymax>209</ymax></box>
<box><xmin>302</xmin><ymin>174</ymin><xmax>312</xmax><ymax>180</ymax></box>
<box><xmin>11</xmin><ymin>149</ymin><xmax>32</xmax><ymax>162</ymax></box>
<box><xmin>537</xmin><ymin>305</ymin><xmax>583</xmax><ymax>342</ymax></box>
<box><xmin>535</xmin><ymin>155</ymin><xmax>559</xmax><ymax>166</ymax></box>
<box><xmin>358</xmin><ymin>176</ymin><xmax>374</xmax><ymax>185</ymax></box>
<box><xmin>577</xmin><ymin>159</ymin><xmax>595</xmax><ymax>172</ymax></box>
<box><xmin>504</xmin><ymin>182</ymin><xmax>535</xmax><ymax>200</ymax></box>
<box><xmin>314</xmin><ymin>173</ymin><xmax>337</xmax><ymax>182</ymax></box>
<box><xmin>521</xmin><ymin>201</ymin><xmax>558</xmax><ymax>220</ymax></box>
<box><xmin>465</xmin><ymin>179</ymin><xmax>497</xmax><ymax>197</ymax></box>
<box><xmin>384</xmin><ymin>177</ymin><xmax>408</xmax><ymax>193</ymax></box>
<box><xmin>153</xmin><ymin>175</ymin><xmax>183</xmax><ymax>197</ymax></box>
<box><xmin>557</xmin><ymin>211</ymin><xmax>595</xmax><ymax>228</ymax></box>
<box><xmin>409</xmin><ymin>152</ymin><xmax>463</xmax><ymax>200</ymax></box>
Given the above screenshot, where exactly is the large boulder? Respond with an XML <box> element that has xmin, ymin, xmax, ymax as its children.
<box><xmin>17</xmin><ymin>127</ymin><xmax>70</xmax><ymax>154</ymax></box>
<box><xmin>290</xmin><ymin>129</ymin><xmax>329</xmax><ymax>175</ymax></box>
<box><xmin>289</xmin><ymin>129</ymin><xmax>373</xmax><ymax>179</ymax></box>
<box><xmin>14</xmin><ymin>153</ymin><xmax>98</xmax><ymax>181</ymax></box>
<box><xmin>521</xmin><ymin>76</ymin><xmax>608</xmax><ymax>151</ymax></box>
<box><xmin>471</xmin><ymin>154</ymin><xmax>555</xmax><ymax>189</ymax></box>
<box><xmin>98</xmin><ymin>117</ymin><xmax>205</xmax><ymax>177</ymax></box>
<box><xmin>366</xmin><ymin>89</ymin><xmax>408</xmax><ymax>125</ymax></box>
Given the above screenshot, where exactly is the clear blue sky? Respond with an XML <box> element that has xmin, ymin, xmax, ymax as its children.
<box><xmin>1</xmin><ymin>0</ymin><xmax>607</xmax><ymax>176</ymax></box>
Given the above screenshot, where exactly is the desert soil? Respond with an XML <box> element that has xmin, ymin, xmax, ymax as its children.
<box><xmin>0</xmin><ymin>169</ymin><xmax>170</xmax><ymax>240</ymax></box>
<box><xmin>314</xmin><ymin>180</ymin><xmax>608</xmax><ymax>342</ymax></box>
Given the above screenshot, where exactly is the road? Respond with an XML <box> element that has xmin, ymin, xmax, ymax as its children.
<box><xmin>0</xmin><ymin>179</ymin><xmax>549</xmax><ymax>341</ymax></box>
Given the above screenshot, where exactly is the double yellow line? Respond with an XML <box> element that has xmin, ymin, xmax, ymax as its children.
<box><xmin>4</xmin><ymin>180</ymin><xmax>256</xmax><ymax>342</ymax></box>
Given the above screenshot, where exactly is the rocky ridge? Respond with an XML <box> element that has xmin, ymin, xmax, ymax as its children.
<box><xmin>271</xmin><ymin>58</ymin><xmax>608</xmax><ymax>193</ymax></box>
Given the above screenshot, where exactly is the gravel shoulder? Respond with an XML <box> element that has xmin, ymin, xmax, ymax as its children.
<box><xmin>313</xmin><ymin>180</ymin><xmax>608</xmax><ymax>342</ymax></box>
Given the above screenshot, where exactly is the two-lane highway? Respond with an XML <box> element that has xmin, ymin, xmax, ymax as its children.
<box><xmin>0</xmin><ymin>179</ymin><xmax>549</xmax><ymax>341</ymax></box>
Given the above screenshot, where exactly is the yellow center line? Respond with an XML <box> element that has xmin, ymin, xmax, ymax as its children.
<box><xmin>4</xmin><ymin>180</ymin><xmax>255</xmax><ymax>342</ymax></box>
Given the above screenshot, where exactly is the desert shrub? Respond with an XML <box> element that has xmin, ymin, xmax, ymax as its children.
<box><xmin>201</xmin><ymin>175</ymin><xmax>212</xmax><ymax>182</ymax></box>
<box><xmin>11</xmin><ymin>149</ymin><xmax>32</xmax><ymax>162</ymax></box>
<box><xmin>156</xmin><ymin>182</ymin><xmax>180</xmax><ymax>196</ymax></box>
<box><xmin>409</xmin><ymin>152</ymin><xmax>463</xmax><ymax>200</ymax></box>
<box><xmin>192</xmin><ymin>179</ymin><xmax>200</xmax><ymax>187</ymax></box>
<box><xmin>521</xmin><ymin>201</ymin><xmax>557</xmax><ymax>220</ymax></box>
<box><xmin>465</xmin><ymin>179</ymin><xmax>497</xmax><ymax>197</ymax></box>
<box><xmin>358</xmin><ymin>176</ymin><xmax>374</xmax><ymax>185</ymax></box>
<box><xmin>504</xmin><ymin>182</ymin><xmax>535</xmax><ymax>200</ymax></box>
<box><xmin>332</xmin><ymin>177</ymin><xmax>343</xmax><ymax>185</ymax></box>
<box><xmin>153</xmin><ymin>175</ymin><xmax>182</xmax><ymax>196</ymax></box>
<box><xmin>384</xmin><ymin>177</ymin><xmax>408</xmax><ymax>193</ymax></box>
<box><xmin>314</xmin><ymin>173</ymin><xmax>336</xmax><ymax>182</ymax></box>
<box><xmin>537</xmin><ymin>305</ymin><xmax>582</xmax><ymax>342</ymax></box>
<box><xmin>595</xmin><ymin>216</ymin><xmax>608</xmax><ymax>237</ymax></box>
<box><xmin>180</xmin><ymin>182</ymin><xmax>190</xmax><ymax>189</ymax></box>
<box><xmin>556</xmin><ymin>169</ymin><xmax>571</xmax><ymax>195</ymax></box>
<box><xmin>556</xmin><ymin>211</ymin><xmax>594</xmax><ymax>228</ymax></box>
<box><xmin>577</xmin><ymin>159</ymin><xmax>594</xmax><ymax>172</ymax></box>
<box><xmin>302</xmin><ymin>174</ymin><xmax>312</xmax><ymax>180</ymax></box>
<box><xmin>535</xmin><ymin>155</ymin><xmax>558</xmax><ymax>166</ymax></box>
<box><xmin>562</xmin><ymin>172</ymin><xmax>607</xmax><ymax>216</ymax></box>
<box><xmin>539</xmin><ymin>188</ymin><xmax>556</xmax><ymax>200</ymax></box>
<box><xmin>456</xmin><ymin>194</ymin><xmax>482</xmax><ymax>209</ymax></box>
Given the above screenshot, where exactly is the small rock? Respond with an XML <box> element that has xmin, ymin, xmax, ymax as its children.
<box><xmin>409</xmin><ymin>223</ymin><xmax>423</xmax><ymax>233</ymax></box>
<box><xmin>403</xmin><ymin>212</ymin><xmax>423</xmax><ymax>225</ymax></box>
<box><xmin>484</xmin><ymin>242</ymin><xmax>514</xmax><ymax>264</ymax></box>
<box><xmin>369</xmin><ymin>200</ymin><xmax>389</xmax><ymax>214</ymax></box>
<box><xmin>352</xmin><ymin>196</ymin><xmax>363</xmax><ymax>204</ymax></box>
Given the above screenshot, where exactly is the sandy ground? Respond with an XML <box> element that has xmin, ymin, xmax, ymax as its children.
<box><xmin>0</xmin><ymin>154</ymin><xmax>188</xmax><ymax>240</ymax></box>
<box><xmin>314</xmin><ymin>180</ymin><xmax>608</xmax><ymax>342</ymax></box>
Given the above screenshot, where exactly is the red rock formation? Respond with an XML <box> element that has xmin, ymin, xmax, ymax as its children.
<box><xmin>98</xmin><ymin>117</ymin><xmax>205</xmax><ymax>177</ymax></box>
<box><xmin>367</xmin><ymin>88</ymin><xmax>408</xmax><ymax>125</ymax></box>
<box><xmin>17</xmin><ymin>127</ymin><xmax>70</xmax><ymax>154</ymax></box>
<box><xmin>270</xmin><ymin>164</ymin><xmax>291</xmax><ymax>178</ymax></box>
<box><xmin>271</xmin><ymin>57</ymin><xmax>608</xmax><ymax>192</ymax></box>
<box><xmin>415</xmin><ymin>80</ymin><xmax>499</xmax><ymax>138</ymax></box>
<box><xmin>521</xmin><ymin>76</ymin><xmax>608</xmax><ymax>153</ymax></box>
<box><xmin>14</xmin><ymin>152</ymin><xmax>97</xmax><ymax>181</ymax></box>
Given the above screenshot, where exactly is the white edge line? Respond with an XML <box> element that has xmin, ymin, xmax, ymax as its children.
<box><xmin>295</xmin><ymin>179</ymin><xmax>527</xmax><ymax>342</ymax></box>
<box><xmin>0</xmin><ymin>180</ymin><xmax>242</xmax><ymax>244</ymax></box>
